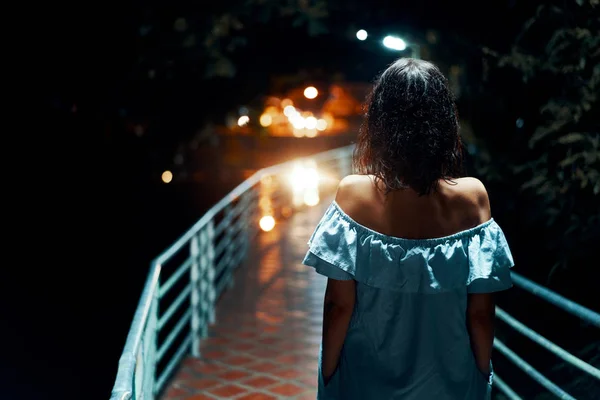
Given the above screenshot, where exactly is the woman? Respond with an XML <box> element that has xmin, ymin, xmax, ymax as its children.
<box><xmin>303</xmin><ymin>58</ymin><xmax>514</xmax><ymax>399</ymax></box>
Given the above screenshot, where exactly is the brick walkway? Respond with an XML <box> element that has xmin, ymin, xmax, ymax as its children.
<box><xmin>161</xmin><ymin>202</ymin><xmax>329</xmax><ymax>400</ymax></box>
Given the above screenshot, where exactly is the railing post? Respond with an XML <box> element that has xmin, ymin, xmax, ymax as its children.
<box><xmin>248</xmin><ymin>187</ymin><xmax>259</xmax><ymax>240</ymax></box>
<box><xmin>190</xmin><ymin>234</ymin><xmax>201</xmax><ymax>357</ymax></box>
<box><xmin>198</xmin><ymin>223</ymin><xmax>216</xmax><ymax>333</ymax></box>
<box><xmin>236</xmin><ymin>191</ymin><xmax>250</xmax><ymax>265</ymax></box>
<box><xmin>206</xmin><ymin>220</ymin><xmax>216</xmax><ymax>324</ymax></box>
<box><xmin>224</xmin><ymin>204</ymin><xmax>235</xmax><ymax>289</ymax></box>
<box><xmin>148</xmin><ymin>280</ymin><xmax>159</xmax><ymax>398</ymax></box>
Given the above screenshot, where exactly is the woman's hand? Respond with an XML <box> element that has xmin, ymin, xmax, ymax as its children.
<box><xmin>466</xmin><ymin>293</ymin><xmax>495</xmax><ymax>376</ymax></box>
<box><xmin>322</xmin><ymin>278</ymin><xmax>356</xmax><ymax>381</ymax></box>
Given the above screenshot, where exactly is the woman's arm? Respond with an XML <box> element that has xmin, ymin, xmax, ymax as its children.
<box><xmin>466</xmin><ymin>293</ymin><xmax>495</xmax><ymax>375</ymax></box>
<box><xmin>321</xmin><ymin>278</ymin><xmax>356</xmax><ymax>383</ymax></box>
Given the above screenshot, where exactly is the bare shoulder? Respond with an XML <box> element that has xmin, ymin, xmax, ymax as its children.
<box><xmin>335</xmin><ymin>174</ymin><xmax>375</xmax><ymax>212</ymax></box>
<box><xmin>337</xmin><ymin>174</ymin><xmax>372</xmax><ymax>193</ymax></box>
<box><xmin>451</xmin><ymin>177</ymin><xmax>492</xmax><ymax>223</ymax></box>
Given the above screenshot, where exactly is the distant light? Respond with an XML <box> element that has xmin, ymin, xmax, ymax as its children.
<box><xmin>516</xmin><ymin>118</ymin><xmax>524</xmax><ymax>128</ymax></box>
<box><xmin>237</xmin><ymin>115</ymin><xmax>250</xmax><ymax>127</ymax></box>
<box><xmin>304</xmin><ymin>86</ymin><xmax>318</xmax><ymax>99</ymax></box>
<box><xmin>304</xmin><ymin>188</ymin><xmax>320</xmax><ymax>206</ymax></box>
<box><xmin>305</xmin><ymin>128</ymin><xmax>318</xmax><ymax>138</ymax></box>
<box><xmin>265</xmin><ymin>106</ymin><xmax>278</xmax><ymax>115</ymax></box>
<box><xmin>259</xmin><ymin>215</ymin><xmax>276</xmax><ymax>232</ymax></box>
<box><xmin>356</xmin><ymin>29</ymin><xmax>368</xmax><ymax>41</ymax></box>
<box><xmin>290</xmin><ymin>114</ymin><xmax>306</xmax><ymax>129</ymax></box>
<box><xmin>162</xmin><ymin>170</ymin><xmax>173</xmax><ymax>184</ymax></box>
<box><xmin>281</xmin><ymin>98</ymin><xmax>293</xmax><ymax>108</ymax></box>
<box><xmin>383</xmin><ymin>35</ymin><xmax>407</xmax><ymax>51</ymax></box>
<box><xmin>289</xmin><ymin>163</ymin><xmax>319</xmax><ymax>191</ymax></box>
<box><xmin>305</xmin><ymin>116</ymin><xmax>318</xmax><ymax>129</ymax></box>
<box><xmin>293</xmin><ymin>129</ymin><xmax>305</xmax><ymax>138</ymax></box>
<box><xmin>316</xmin><ymin>118</ymin><xmax>327</xmax><ymax>131</ymax></box>
<box><xmin>260</xmin><ymin>114</ymin><xmax>273</xmax><ymax>127</ymax></box>
<box><xmin>283</xmin><ymin>105</ymin><xmax>296</xmax><ymax>117</ymax></box>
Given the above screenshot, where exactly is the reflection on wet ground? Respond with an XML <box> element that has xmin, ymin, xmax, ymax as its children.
<box><xmin>161</xmin><ymin>201</ymin><xmax>329</xmax><ymax>400</ymax></box>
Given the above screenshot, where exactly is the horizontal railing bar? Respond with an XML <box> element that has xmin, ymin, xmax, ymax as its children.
<box><xmin>153</xmin><ymin>145</ymin><xmax>354</xmax><ymax>266</ymax></box>
<box><xmin>232</xmin><ymin>243</ymin><xmax>246</xmax><ymax>266</ymax></box>
<box><xmin>110</xmin><ymin>263</ymin><xmax>161</xmax><ymax>400</ymax></box>
<box><xmin>156</xmin><ymin>310</ymin><xmax>192</xmax><ymax>362</ymax></box>
<box><xmin>214</xmin><ymin>215</ymin><xmax>232</xmax><ymax>237</ymax></box>
<box><xmin>215</xmin><ymin>254</ymin><xmax>230</xmax><ymax>276</ymax></box>
<box><xmin>493</xmin><ymin>374</ymin><xmax>522</xmax><ymax>400</ymax></box>
<box><xmin>214</xmin><ymin>233</ymin><xmax>246</xmax><ymax>276</ymax></box>
<box><xmin>158</xmin><ymin>286</ymin><xmax>192</xmax><ymax>330</ymax></box>
<box><xmin>494</xmin><ymin>338</ymin><xmax>576</xmax><ymax>400</ymax></box>
<box><xmin>215</xmin><ymin>272</ymin><xmax>230</xmax><ymax>296</ymax></box>
<box><xmin>159</xmin><ymin>258</ymin><xmax>192</xmax><ymax>298</ymax></box>
<box><xmin>496</xmin><ymin>307</ymin><xmax>600</xmax><ymax>380</ymax></box>
<box><xmin>156</xmin><ymin>335</ymin><xmax>192</xmax><ymax>393</ymax></box>
<box><xmin>511</xmin><ymin>272</ymin><xmax>600</xmax><ymax>328</ymax></box>
<box><xmin>214</xmin><ymin>238</ymin><xmax>229</xmax><ymax>259</ymax></box>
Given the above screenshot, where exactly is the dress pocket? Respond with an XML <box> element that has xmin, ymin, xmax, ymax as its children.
<box><xmin>321</xmin><ymin>366</ymin><xmax>340</xmax><ymax>388</ymax></box>
<box><xmin>317</xmin><ymin>345</ymin><xmax>341</xmax><ymax>399</ymax></box>
<box><xmin>478</xmin><ymin>361</ymin><xmax>494</xmax><ymax>386</ymax></box>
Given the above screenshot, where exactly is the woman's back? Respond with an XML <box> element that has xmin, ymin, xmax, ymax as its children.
<box><xmin>303</xmin><ymin>176</ymin><xmax>514</xmax><ymax>399</ymax></box>
<box><xmin>335</xmin><ymin>175</ymin><xmax>491</xmax><ymax>241</ymax></box>
<box><xmin>303</xmin><ymin>57</ymin><xmax>514</xmax><ymax>399</ymax></box>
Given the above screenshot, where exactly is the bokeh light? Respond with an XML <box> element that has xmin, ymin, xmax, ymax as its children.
<box><xmin>316</xmin><ymin>118</ymin><xmax>327</xmax><ymax>131</ymax></box>
<box><xmin>356</xmin><ymin>29</ymin><xmax>368</xmax><ymax>40</ymax></box>
<box><xmin>260</xmin><ymin>113</ymin><xmax>273</xmax><ymax>127</ymax></box>
<box><xmin>162</xmin><ymin>170</ymin><xmax>173</xmax><ymax>183</ymax></box>
<box><xmin>304</xmin><ymin>86</ymin><xmax>318</xmax><ymax>99</ymax></box>
<box><xmin>283</xmin><ymin>105</ymin><xmax>296</xmax><ymax>117</ymax></box>
<box><xmin>237</xmin><ymin>115</ymin><xmax>250</xmax><ymax>126</ymax></box>
<box><xmin>305</xmin><ymin>116</ymin><xmax>317</xmax><ymax>129</ymax></box>
<box><xmin>259</xmin><ymin>215</ymin><xmax>276</xmax><ymax>232</ymax></box>
<box><xmin>304</xmin><ymin>188</ymin><xmax>320</xmax><ymax>206</ymax></box>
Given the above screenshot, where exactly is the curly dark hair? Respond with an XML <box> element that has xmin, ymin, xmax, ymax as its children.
<box><xmin>354</xmin><ymin>58</ymin><xmax>464</xmax><ymax>196</ymax></box>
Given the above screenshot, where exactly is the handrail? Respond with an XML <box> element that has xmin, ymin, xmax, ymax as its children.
<box><xmin>510</xmin><ymin>271</ymin><xmax>600</xmax><ymax>328</ymax></box>
<box><xmin>109</xmin><ymin>144</ymin><xmax>355</xmax><ymax>400</ymax></box>
<box><xmin>493</xmin><ymin>273</ymin><xmax>600</xmax><ymax>399</ymax></box>
<box><xmin>494</xmin><ymin>339</ymin><xmax>576</xmax><ymax>400</ymax></box>
<box><xmin>153</xmin><ymin>145</ymin><xmax>354</xmax><ymax>266</ymax></box>
<box><xmin>110</xmin><ymin>144</ymin><xmax>598</xmax><ymax>400</ymax></box>
<box><xmin>495</xmin><ymin>307</ymin><xmax>600</xmax><ymax>379</ymax></box>
<box><xmin>110</xmin><ymin>263</ymin><xmax>161</xmax><ymax>400</ymax></box>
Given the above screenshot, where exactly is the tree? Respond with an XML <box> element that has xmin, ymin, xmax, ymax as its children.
<box><xmin>472</xmin><ymin>0</ymin><xmax>599</xmax><ymax>284</ymax></box>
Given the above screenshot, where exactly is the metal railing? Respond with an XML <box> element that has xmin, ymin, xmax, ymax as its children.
<box><xmin>492</xmin><ymin>271</ymin><xmax>600</xmax><ymax>400</ymax></box>
<box><xmin>110</xmin><ymin>143</ymin><xmax>600</xmax><ymax>400</ymax></box>
<box><xmin>109</xmin><ymin>145</ymin><xmax>354</xmax><ymax>400</ymax></box>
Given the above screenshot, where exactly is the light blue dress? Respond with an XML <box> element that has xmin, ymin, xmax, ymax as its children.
<box><xmin>303</xmin><ymin>201</ymin><xmax>514</xmax><ymax>400</ymax></box>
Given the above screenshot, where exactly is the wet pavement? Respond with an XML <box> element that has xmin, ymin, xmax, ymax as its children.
<box><xmin>161</xmin><ymin>201</ymin><xmax>329</xmax><ymax>400</ymax></box>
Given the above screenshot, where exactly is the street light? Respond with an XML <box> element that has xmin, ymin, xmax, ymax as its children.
<box><xmin>382</xmin><ymin>35</ymin><xmax>420</xmax><ymax>59</ymax></box>
<box><xmin>383</xmin><ymin>35</ymin><xmax>407</xmax><ymax>51</ymax></box>
<box><xmin>356</xmin><ymin>29</ymin><xmax>368</xmax><ymax>41</ymax></box>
